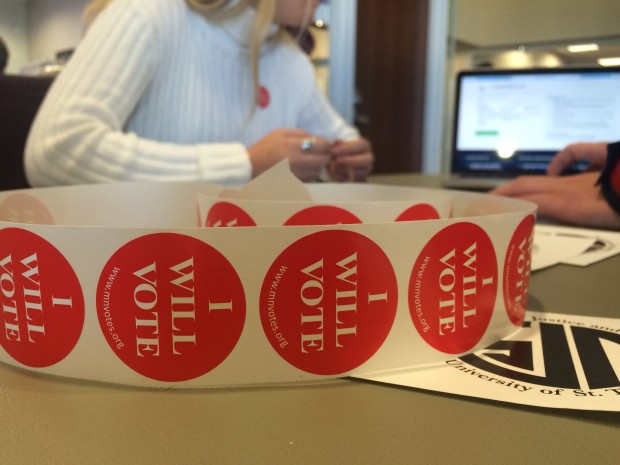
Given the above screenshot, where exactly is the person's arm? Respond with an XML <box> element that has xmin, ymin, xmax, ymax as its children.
<box><xmin>492</xmin><ymin>172</ymin><xmax>620</xmax><ymax>229</ymax></box>
<box><xmin>492</xmin><ymin>142</ymin><xmax>620</xmax><ymax>230</ymax></box>
<box><xmin>295</xmin><ymin>64</ymin><xmax>374</xmax><ymax>182</ymax></box>
<box><xmin>25</xmin><ymin>2</ymin><xmax>251</xmax><ymax>187</ymax></box>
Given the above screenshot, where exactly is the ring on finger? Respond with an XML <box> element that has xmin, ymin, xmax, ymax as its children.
<box><xmin>300</xmin><ymin>136</ymin><xmax>317</xmax><ymax>153</ymax></box>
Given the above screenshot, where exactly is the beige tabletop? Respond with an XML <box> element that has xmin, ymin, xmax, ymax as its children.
<box><xmin>1</xmin><ymin>175</ymin><xmax>619</xmax><ymax>465</ymax></box>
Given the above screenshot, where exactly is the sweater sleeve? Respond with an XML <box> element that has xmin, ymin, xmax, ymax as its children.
<box><xmin>24</xmin><ymin>1</ymin><xmax>252</xmax><ymax>187</ymax></box>
<box><xmin>290</xmin><ymin>50</ymin><xmax>360</xmax><ymax>142</ymax></box>
<box><xmin>301</xmin><ymin>83</ymin><xmax>360</xmax><ymax>142</ymax></box>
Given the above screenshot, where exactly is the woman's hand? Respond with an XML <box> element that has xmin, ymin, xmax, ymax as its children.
<box><xmin>491</xmin><ymin>172</ymin><xmax>620</xmax><ymax>230</ymax></box>
<box><xmin>248</xmin><ymin>129</ymin><xmax>331</xmax><ymax>182</ymax></box>
<box><xmin>327</xmin><ymin>138</ymin><xmax>374</xmax><ymax>182</ymax></box>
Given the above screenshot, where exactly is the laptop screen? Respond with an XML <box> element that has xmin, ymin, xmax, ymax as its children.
<box><xmin>451</xmin><ymin>67</ymin><xmax>620</xmax><ymax>176</ymax></box>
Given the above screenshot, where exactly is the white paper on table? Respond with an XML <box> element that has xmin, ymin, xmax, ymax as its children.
<box><xmin>534</xmin><ymin>224</ymin><xmax>620</xmax><ymax>268</ymax></box>
<box><xmin>532</xmin><ymin>227</ymin><xmax>595</xmax><ymax>270</ymax></box>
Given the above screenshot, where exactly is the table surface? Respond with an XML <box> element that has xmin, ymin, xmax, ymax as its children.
<box><xmin>2</xmin><ymin>175</ymin><xmax>619</xmax><ymax>465</ymax></box>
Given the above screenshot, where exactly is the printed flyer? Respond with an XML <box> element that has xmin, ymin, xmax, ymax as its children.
<box><xmin>359</xmin><ymin>311</ymin><xmax>620</xmax><ymax>411</ymax></box>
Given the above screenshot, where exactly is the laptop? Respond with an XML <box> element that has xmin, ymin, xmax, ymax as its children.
<box><xmin>443</xmin><ymin>66</ymin><xmax>620</xmax><ymax>190</ymax></box>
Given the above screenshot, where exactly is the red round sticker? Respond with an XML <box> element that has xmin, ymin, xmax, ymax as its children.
<box><xmin>284</xmin><ymin>206</ymin><xmax>362</xmax><ymax>226</ymax></box>
<box><xmin>96</xmin><ymin>233</ymin><xmax>246</xmax><ymax>382</ymax></box>
<box><xmin>409</xmin><ymin>222</ymin><xmax>497</xmax><ymax>354</ymax></box>
<box><xmin>503</xmin><ymin>215</ymin><xmax>534</xmax><ymax>326</ymax></box>
<box><xmin>205</xmin><ymin>201</ymin><xmax>256</xmax><ymax>227</ymax></box>
<box><xmin>0</xmin><ymin>193</ymin><xmax>54</xmax><ymax>225</ymax></box>
<box><xmin>0</xmin><ymin>228</ymin><xmax>84</xmax><ymax>367</ymax></box>
<box><xmin>258</xmin><ymin>85</ymin><xmax>271</xmax><ymax>109</ymax></box>
<box><xmin>395</xmin><ymin>204</ymin><xmax>440</xmax><ymax>222</ymax></box>
<box><xmin>260</xmin><ymin>230</ymin><xmax>397</xmax><ymax>374</ymax></box>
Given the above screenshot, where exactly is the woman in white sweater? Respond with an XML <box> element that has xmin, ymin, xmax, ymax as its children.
<box><xmin>25</xmin><ymin>0</ymin><xmax>373</xmax><ymax>186</ymax></box>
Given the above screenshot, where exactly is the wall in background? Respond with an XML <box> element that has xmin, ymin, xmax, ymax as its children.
<box><xmin>0</xmin><ymin>0</ymin><xmax>88</xmax><ymax>73</ymax></box>
<box><xmin>0</xmin><ymin>0</ymin><xmax>29</xmax><ymax>73</ymax></box>
<box><xmin>456</xmin><ymin>0</ymin><xmax>620</xmax><ymax>47</ymax></box>
<box><xmin>454</xmin><ymin>0</ymin><xmax>620</xmax><ymax>70</ymax></box>
<box><xmin>27</xmin><ymin>0</ymin><xmax>87</xmax><ymax>63</ymax></box>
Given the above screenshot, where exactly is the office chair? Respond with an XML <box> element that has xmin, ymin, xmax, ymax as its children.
<box><xmin>0</xmin><ymin>74</ymin><xmax>54</xmax><ymax>190</ymax></box>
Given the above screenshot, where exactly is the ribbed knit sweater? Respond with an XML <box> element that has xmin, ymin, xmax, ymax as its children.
<box><xmin>25</xmin><ymin>0</ymin><xmax>358</xmax><ymax>186</ymax></box>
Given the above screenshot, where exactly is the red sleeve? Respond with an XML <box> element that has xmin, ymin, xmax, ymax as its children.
<box><xmin>597</xmin><ymin>141</ymin><xmax>620</xmax><ymax>214</ymax></box>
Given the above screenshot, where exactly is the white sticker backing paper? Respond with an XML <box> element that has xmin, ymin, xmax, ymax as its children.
<box><xmin>0</xmin><ymin>164</ymin><xmax>537</xmax><ymax>388</ymax></box>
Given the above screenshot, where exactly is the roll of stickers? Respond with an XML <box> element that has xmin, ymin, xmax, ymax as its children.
<box><xmin>0</xmin><ymin>164</ymin><xmax>536</xmax><ymax>388</ymax></box>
